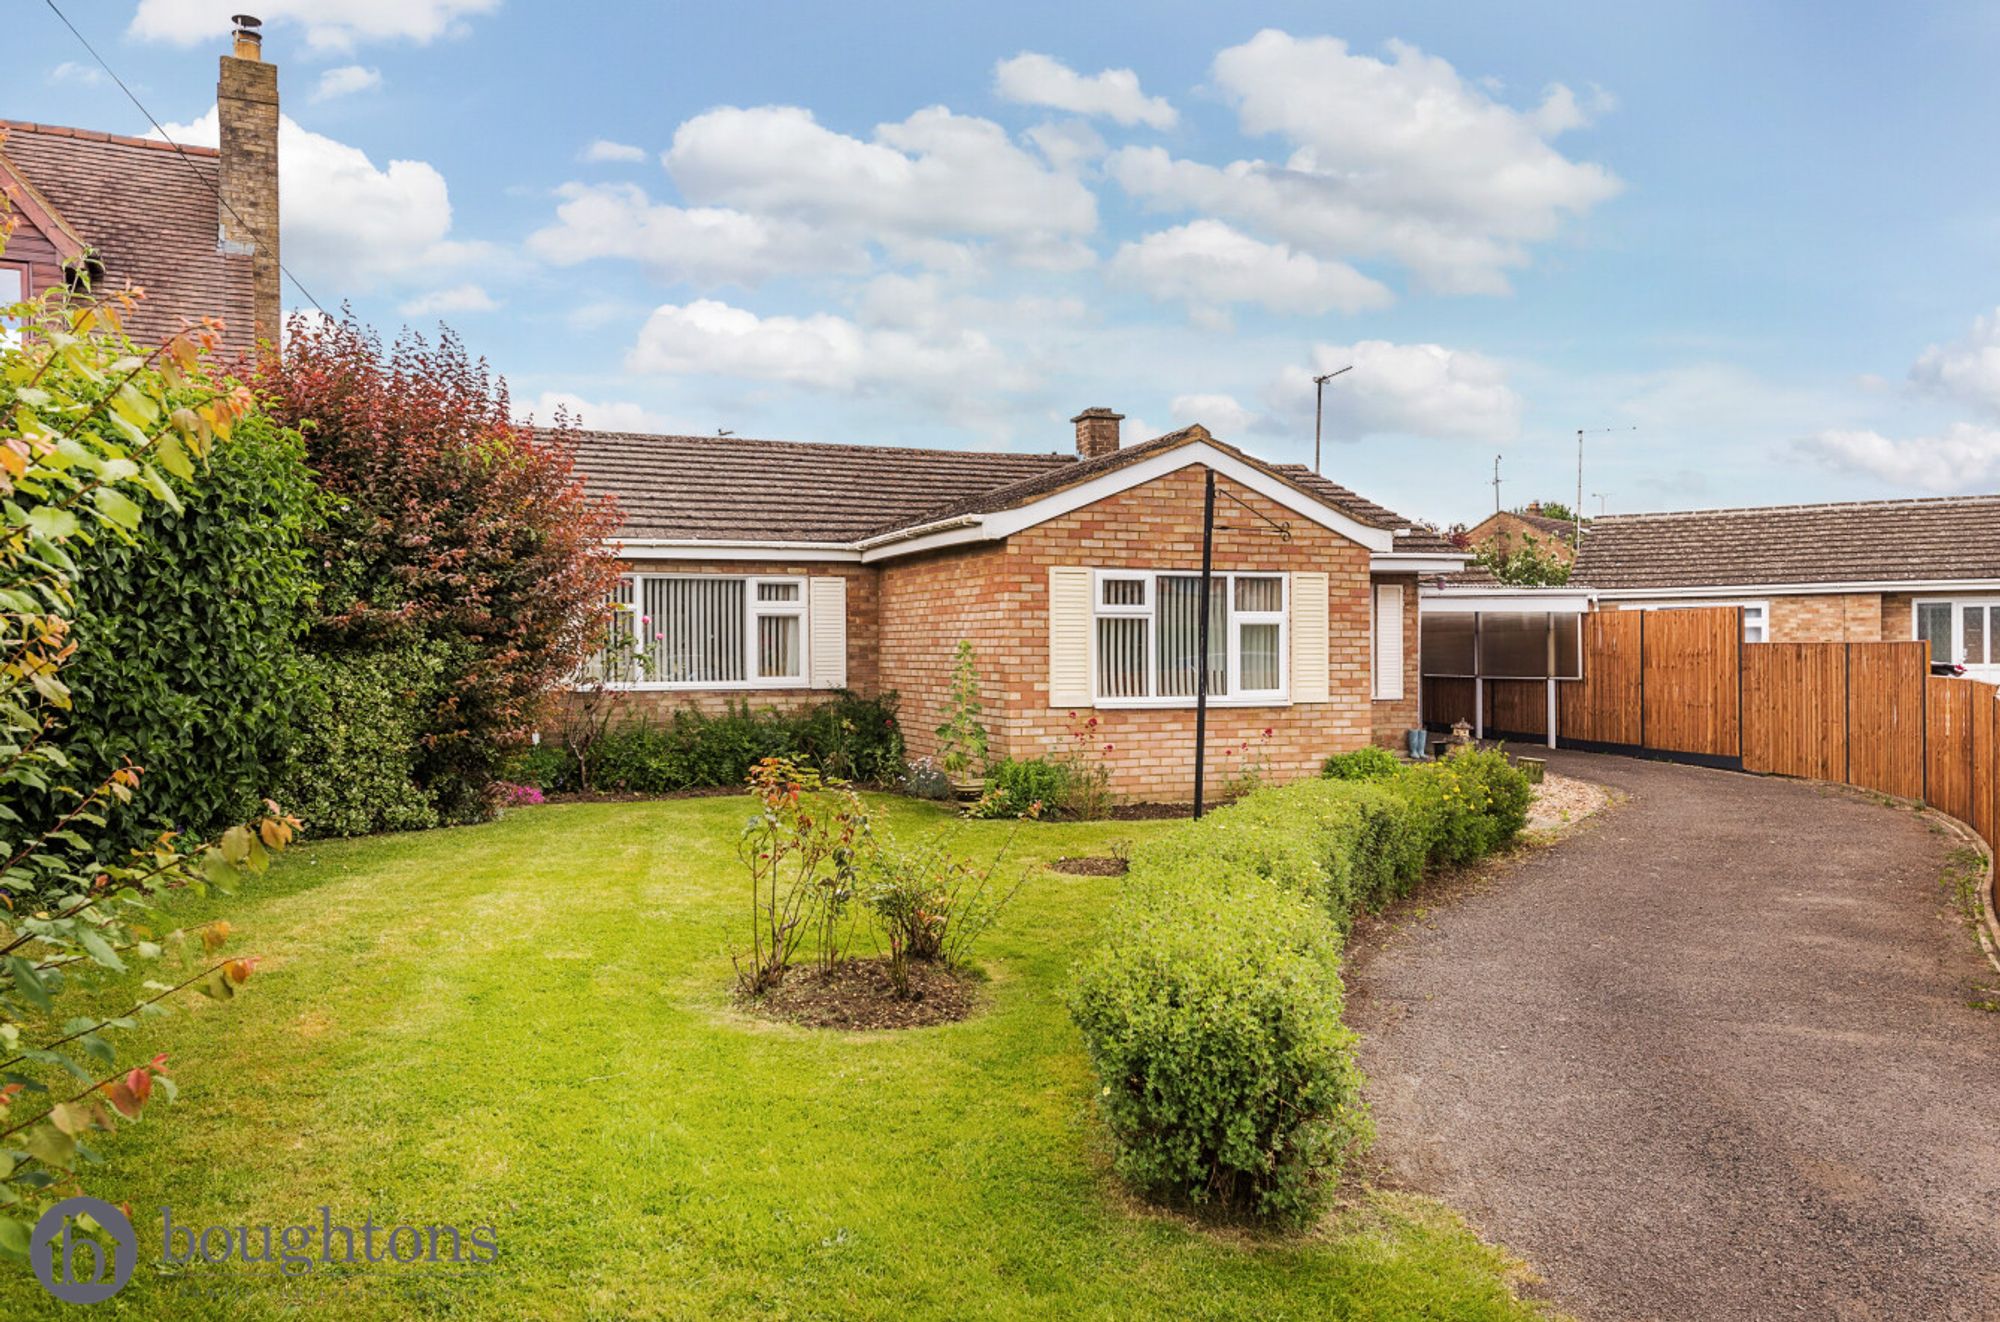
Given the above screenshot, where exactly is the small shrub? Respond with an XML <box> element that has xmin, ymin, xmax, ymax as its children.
<box><xmin>735</xmin><ymin>757</ymin><xmax>871</xmax><ymax>994</ymax></box>
<box><xmin>1053</xmin><ymin>711</ymin><xmax>1116</xmax><ymax>819</ymax></box>
<box><xmin>865</xmin><ymin>828</ymin><xmax>1024</xmax><ymax>992</ymax></box>
<box><xmin>1321</xmin><ymin>745</ymin><xmax>1403</xmax><ymax>781</ymax></box>
<box><xmin>898</xmin><ymin>756</ymin><xmax>953</xmax><ymax>801</ymax></box>
<box><xmin>1390</xmin><ymin>747</ymin><xmax>1531</xmax><ymax>868</ymax></box>
<box><xmin>1068</xmin><ymin>874</ymin><xmax>1371</xmax><ymax>1225</ymax></box>
<box><xmin>974</xmin><ymin>757</ymin><xmax>1068</xmax><ymax>819</ymax></box>
<box><xmin>796</xmin><ymin>691</ymin><xmax>905</xmax><ymax>782</ymax></box>
<box><xmin>501</xmin><ymin>741</ymin><xmax>572</xmax><ymax>792</ymax></box>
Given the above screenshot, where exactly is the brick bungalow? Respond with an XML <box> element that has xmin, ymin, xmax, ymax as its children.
<box><xmin>568</xmin><ymin>411</ymin><xmax>1466</xmax><ymax>799</ymax></box>
<box><xmin>0</xmin><ymin>19</ymin><xmax>280</xmax><ymax>352</ymax></box>
<box><xmin>1464</xmin><ymin>502</ymin><xmax>1578</xmax><ymax>566</ymax></box>
<box><xmin>1573</xmin><ymin>495</ymin><xmax>2000</xmax><ymax>676</ymax></box>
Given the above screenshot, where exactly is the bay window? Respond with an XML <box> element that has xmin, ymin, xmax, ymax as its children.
<box><xmin>1092</xmin><ymin>570</ymin><xmax>1286</xmax><ymax>704</ymax></box>
<box><xmin>594</xmin><ymin>573</ymin><xmax>807</xmax><ymax>688</ymax></box>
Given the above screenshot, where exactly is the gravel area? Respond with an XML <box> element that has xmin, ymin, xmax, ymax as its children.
<box><xmin>1526</xmin><ymin>770</ymin><xmax>1611</xmax><ymax>836</ymax></box>
<box><xmin>1348</xmin><ymin>750</ymin><xmax>2000</xmax><ymax>1322</ymax></box>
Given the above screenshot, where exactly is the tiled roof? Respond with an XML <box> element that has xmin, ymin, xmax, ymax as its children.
<box><xmin>0</xmin><ymin>121</ymin><xmax>255</xmax><ymax>354</ymax></box>
<box><xmin>1274</xmin><ymin>466</ymin><xmax>1462</xmax><ymax>555</ymax></box>
<box><xmin>566</xmin><ymin>426</ymin><xmax>1460</xmax><ymax>559</ymax></box>
<box><xmin>563</xmin><ymin>430</ymin><xmax>1073</xmax><ymax>542</ymax></box>
<box><xmin>1573</xmin><ymin>494</ymin><xmax>2000</xmax><ymax>590</ymax></box>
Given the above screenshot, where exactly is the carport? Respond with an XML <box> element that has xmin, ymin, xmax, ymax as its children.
<box><xmin>1419</xmin><ymin>586</ymin><xmax>1596</xmax><ymax>747</ymax></box>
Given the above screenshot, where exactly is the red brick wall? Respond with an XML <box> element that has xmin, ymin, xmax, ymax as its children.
<box><xmin>594</xmin><ymin>559</ymin><xmax>879</xmax><ymax>719</ymax></box>
<box><xmin>879</xmin><ymin>466</ymin><xmax>1376</xmax><ymax>801</ymax></box>
<box><xmin>1371</xmin><ymin>572</ymin><xmax>1421</xmax><ymax>748</ymax></box>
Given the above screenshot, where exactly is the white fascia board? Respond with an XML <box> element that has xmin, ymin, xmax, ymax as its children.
<box><xmin>860</xmin><ymin>441</ymin><xmax>1394</xmax><ymax>563</ymax></box>
<box><xmin>1420</xmin><ymin>587</ymin><xmax>1596</xmax><ymax>614</ymax></box>
<box><xmin>1371</xmin><ymin>552</ymin><xmax>1470</xmax><ymax>573</ymax></box>
<box><xmin>615</xmin><ymin>539</ymin><xmax>864</xmax><ymax>563</ymax></box>
<box><xmin>1594</xmin><ymin>578</ymin><xmax>2000</xmax><ymax>600</ymax></box>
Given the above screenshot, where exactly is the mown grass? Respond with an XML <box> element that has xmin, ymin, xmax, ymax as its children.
<box><xmin>2</xmin><ymin>795</ymin><xmax>1549</xmax><ymax>1319</ymax></box>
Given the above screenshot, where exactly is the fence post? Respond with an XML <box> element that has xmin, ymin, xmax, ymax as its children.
<box><xmin>1736</xmin><ymin>607</ymin><xmax>1745</xmax><ymax>760</ymax></box>
<box><xmin>1843</xmin><ymin>642</ymin><xmax>1852</xmax><ymax>787</ymax></box>
<box><xmin>1637</xmin><ymin>610</ymin><xmax>1647</xmax><ymax>751</ymax></box>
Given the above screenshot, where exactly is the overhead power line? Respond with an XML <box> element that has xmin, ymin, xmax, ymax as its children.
<box><xmin>39</xmin><ymin>0</ymin><xmax>330</xmax><ymax>320</ymax></box>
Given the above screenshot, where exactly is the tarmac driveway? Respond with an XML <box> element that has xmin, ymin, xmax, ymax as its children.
<box><xmin>1348</xmin><ymin>750</ymin><xmax>2000</xmax><ymax>1322</ymax></box>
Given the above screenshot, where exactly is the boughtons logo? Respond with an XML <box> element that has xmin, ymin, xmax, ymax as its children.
<box><xmin>31</xmin><ymin>1196</ymin><xmax>137</xmax><ymax>1304</ymax></box>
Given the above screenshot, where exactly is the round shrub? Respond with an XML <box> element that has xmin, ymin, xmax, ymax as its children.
<box><xmin>1321</xmin><ymin>744</ymin><xmax>1403</xmax><ymax>781</ymax></box>
<box><xmin>974</xmin><ymin>757</ymin><xmax>1069</xmax><ymax>819</ymax></box>
<box><xmin>1391</xmin><ymin>747</ymin><xmax>1532</xmax><ymax>867</ymax></box>
<box><xmin>1068</xmin><ymin>873</ymin><xmax>1371</xmax><ymax>1225</ymax></box>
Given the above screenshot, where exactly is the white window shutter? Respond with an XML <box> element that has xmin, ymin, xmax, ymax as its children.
<box><xmin>808</xmin><ymin>577</ymin><xmax>847</xmax><ymax>689</ymax></box>
<box><xmin>1291</xmin><ymin>572</ymin><xmax>1329</xmax><ymax>703</ymax></box>
<box><xmin>1048</xmin><ymin>566</ymin><xmax>1093</xmax><ymax>708</ymax></box>
<box><xmin>1373</xmin><ymin>582</ymin><xmax>1404</xmax><ymax>700</ymax></box>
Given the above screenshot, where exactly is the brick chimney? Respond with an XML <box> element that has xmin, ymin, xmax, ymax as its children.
<box><xmin>217</xmin><ymin>15</ymin><xmax>280</xmax><ymax>350</ymax></box>
<box><xmin>1071</xmin><ymin>407</ymin><xmax>1123</xmax><ymax>460</ymax></box>
<box><xmin>1525</xmin><ymin>501</ymin><xmax>1543</xmax><ymax>516</ymax></box>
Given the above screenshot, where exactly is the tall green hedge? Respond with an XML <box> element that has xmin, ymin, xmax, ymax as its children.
<box><xmin>1069</xmin><ymin>750</ymin><xmax>1531</xmax><ymax>1225</ymax></box>
<box><xmin>54</xmin><ymin>414</ymin><xmax>318</xmax><ymax>852</ymax></box>
<box><xmin>279</xmin><ymin>643</ymin><xmax>450</xmax><ymax>838</ymax></box>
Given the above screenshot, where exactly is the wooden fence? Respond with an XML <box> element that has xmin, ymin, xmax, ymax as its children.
<box><xmin>1425</xmin><ymin>605</ymin><xmax>2000</xmax><ymax>868</ymax></box>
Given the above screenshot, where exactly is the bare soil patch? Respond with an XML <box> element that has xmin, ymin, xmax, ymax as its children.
<box><xmin>1049</xmin><ymin>855</ymin><xmax>1128</xmax><ymax>876</ymax></box>
<box><xmin>743</xmin><ymin>957</ymin><xmax>977</xmax><ymax>1030</ymax></box>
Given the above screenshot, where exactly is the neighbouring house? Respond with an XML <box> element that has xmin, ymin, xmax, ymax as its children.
<box><xmin>1572</xmin><ymin>494</ymin><xmax>2000</xmax><ymax>675</ymax></box>
<box><xmin>566</xmin><ymin>409</ymin><xmax>1467</xmax><ymax>799</ymax></box>
<box><xmin>0</xmin><ymin>18</ymin><xmax>279</xmax><ymax>352</ymax></box>
<box><xmin>1464</xmin><ymin>502</ymin><xmax>1579</xmax><ymax>566</ymax></box>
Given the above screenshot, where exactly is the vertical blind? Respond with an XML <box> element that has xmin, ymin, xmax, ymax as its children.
<box><xmin>649</xmin><ymin>577</ymin><xmax>746</xmax><ymax>684</ymax></box>
<box><xmin>1157</xmin><ymin>575</ymin><xmax>1227</xmax><ymax>698</ymax></box>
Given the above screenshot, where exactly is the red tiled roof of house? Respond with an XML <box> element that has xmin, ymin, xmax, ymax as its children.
<box><xmin>566</xmin><ymin>426</ymin><xmax>1460</xmax><ymax>557</ymax></box>
<box><xmin>0</xmin><ymin>120</ymin><xmax>256</xmax><ymax>353</ymax></box>
<box><xmin>1572</xmin><ymin>493</ymin><xmax>2000</xmax><ymax>589</ymax></box>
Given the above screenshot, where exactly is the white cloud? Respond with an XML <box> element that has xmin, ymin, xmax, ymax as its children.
<box><xmin>1801</xmin><ymin>425</ymin><xmax>2000</xmax><ymax>493</ymax></box>
<box><xmin>663</xmin><ymin>104</ymin><xmax>1099</xmax><ymax>270</ymax></box>
<box><xmin>1110</xmin><ymin>219</ymin><xmax>1393</xmax><ymax>316</ymax></box>
<box><xmin>525</xmin><ymin>183</ymin><xmax>859</xmax><ymax>286</ymax></box>
<box><xmin>626</xmin><ymin>298</ymin><xmax>1005</xmax><ymax>402</ymax></box>
<box><xmin>1266</xmin><ymin>340</ymin><xmax>1520</xmax><ymax>442</ymax></box>
<box><xmin>1910</xmin><ymin>308</ymin><xmax>2000</xmax><ymax>418</ymax></box>
<box><xmin>1108</xmin><ymin>30</ymin><xmax>1619</xmax><ymax>294</ymax></box>
<box><xmin>398</xmin><ymin>283</ymin><xmax>497</xmax><ymax>316</ymax></box>
<box><xmin>516</xmin><ymin>391</ymin><xmax>688</xmax><ymax>435</ymax></box>
<box><xmin>993</xmin><ymin>52</ymin><xmax>1177</xmax><ymax>129</ymax></box>
<box><xmin>1024</xmin><ymin>119</ymin><xmax>1107</xmax><ymax>173</ymax></box>
<box><xmin>312</xmin><ymin>65</ymin><xmax>382</xmax><ymax>102</ymax></box>
<box><xmin>131</xmin><ymin>0</ymin><xmax>499</xmax><ymax>52</ymax></box>
<box><xmin>581</xmin><ymin>139</ymin><xmax>648</xmax><ymax>163</ymax></box>
<box><xmin>1170</xmin><ymin>392</ymin><xmax>1258</xmax><ymax>436</ymax></box>
<box><xmin>157</xmin><ymin>109</ymin><xmax>475</xmax><ymax>290</ymax></box>
<box><xmin>48</xmin><ymin>61</ymin><xmax>106</xmax><ymax>86</ymax></box>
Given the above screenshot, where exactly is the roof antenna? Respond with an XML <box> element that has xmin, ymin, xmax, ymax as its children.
<box><xmin>1490</xmin><ymin>453</ymin><xmax>1503</xmax><ymax>514</ymax></box>
<box><xmin>1312</xmin><ymin>364</ymin><xmax>1353</xmax><ymax>474</ymax></box>
<box><xmin>716</xmin><ymin>428</ymin><xmax>734</xmax><ymax>437</ymax></box>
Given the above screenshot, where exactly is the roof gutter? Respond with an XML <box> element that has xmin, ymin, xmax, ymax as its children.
<box><xmin>1592</xmin><ymin>578</ymin><xmax>2000</xmax><ymax>599</ymax></box>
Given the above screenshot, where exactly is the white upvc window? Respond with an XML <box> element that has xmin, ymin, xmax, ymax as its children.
<box><xmin>0</xmin><ymin>265</ymin><xmax>24</xmax><ymax>348</ymax></box>
<box><xmin>1914</xmin><ymin>598</ymin><xmax>2000</xmax><ymax>669</ymax></box>
<box><xmin>594</xmin><ymin>573</ymin><xmax>808</xmax><ymax>689</ymax></box>
<box><xmin>1091</xmin><ymin>569</ymin><xmax>1287</xmax><ymax>706</ymax></box>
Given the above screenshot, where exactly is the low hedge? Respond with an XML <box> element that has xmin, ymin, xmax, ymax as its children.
<box><xmin>1070</xmin><ymin>749</ymin><xmax>1531</xmax><ymax>1225</ymax></box>
<box><xmin>512</xmin><ymin>693</ymin><xmax>905</xmax><ymax>794</ymax></box>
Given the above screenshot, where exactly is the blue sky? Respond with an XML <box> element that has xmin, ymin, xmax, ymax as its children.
<box><xmin>16</xmin><ymin>1</ymin><xmax>2000</xmax><ymax>526</ymax></box>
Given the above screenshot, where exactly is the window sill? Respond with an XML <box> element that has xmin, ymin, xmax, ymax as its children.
<box><xmin>1090</xmin><ymin>694</ymin><xmax>1290</xmax><ymax>710</ymax></box>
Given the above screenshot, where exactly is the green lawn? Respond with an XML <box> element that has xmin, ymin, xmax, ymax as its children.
<box><xmin>3</xmin><ymin>795</ymin><xmax>1549</xmax><ymax>1319</ymax></box>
